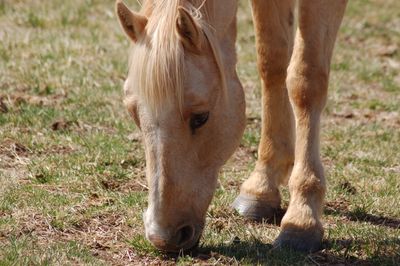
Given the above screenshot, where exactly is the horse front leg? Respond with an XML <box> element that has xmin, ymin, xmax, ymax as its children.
<box><xmin>233</xmin><ymin>0</ymin><xmax>296</xmax><ymax>221</ymax></box>
<box><xmin>274</xmin><ymin>0</ymin><xmax>347</xmax><ymax>252</ymax></box>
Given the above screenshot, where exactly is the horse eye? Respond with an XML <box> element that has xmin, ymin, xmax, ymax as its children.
<box><xmin>190</xmin><ymin>112</ymin><xmax>209</xmax><ymax>132</ymax></box>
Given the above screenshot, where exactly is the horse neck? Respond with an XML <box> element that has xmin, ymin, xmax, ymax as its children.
<box><xmin>203</xmin><ymin>0</ymin><xmax>239</xmax><ymax>75</ymax></box>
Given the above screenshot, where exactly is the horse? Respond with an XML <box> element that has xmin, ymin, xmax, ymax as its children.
<box><xmin>115</xmin><ymin>0</ymin><xmax>347</xmax><ymax>253</ymax></box>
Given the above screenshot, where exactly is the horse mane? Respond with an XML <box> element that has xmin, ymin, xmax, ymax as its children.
<box><xmin>127</xmin><ymin>0</ymin><xmax>226</xmax><ymax>115</ymax></box>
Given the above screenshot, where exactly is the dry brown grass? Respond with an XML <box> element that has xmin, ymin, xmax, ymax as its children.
<box><xmin>1</xmin><ymin>0</ymin><xmax>399</xmax><ymax>265</ymax></box>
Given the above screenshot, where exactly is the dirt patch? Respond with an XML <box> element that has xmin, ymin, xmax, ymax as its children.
<box><xmin>0</xmin><ymin>139</ymin><xmax>32</xmax><ymax>174</ymax></box>
<box><xmin>0</xmin><ymin>92</ymin><xmax>66</xmax><ymax>108</ymax></box>
<box><xmin>100</xmin><ymin>177</ymin><xmax>148</xmax><ymax>192</ymax></box>
<box><xmin>68</xmin><ymin>213</ymin><xmax>131</xmax><ymax>247</ymax></box>
<box><xmin>51</xmin><ymin>119</ymin><xmax>77</xmax><ymax>131</ymax></box>
<box><xmin>373</xmin><ymin>43</ymin><xmax>398</xmax><ymax>57</ymax></box>
<box><xmin>325</xmin><ymin>197</ymin><xmax>351</xmax><ymax>215</ymax></box>
<box><xmin>0</xmin><ymin>96</ymin><xmax>8</xmax><ymax>113</ymax></box>
<box><xmin>62</xmin><ymin>211</ymin><xmax>166</xmax><ymax>265</ymax></box>
<box><xmin>338</xmin><ymin>181</ymin><xmax>357</xmax><ymax>195</ymax></box>
<box><xmin>45</xmin><ymin>144</ymin><xmax>75</xmax><ymax>155</ymax></box>
<box><xmin>99</xmin><ymin>159</ymin><xmax>146</xmax><ymax>192</ymax></box>
<box><xmin>0</xmin><ymin>139</ymin><xmax>31</xmax><ymax>158</ymax></box>
<box><xmin>331</xmin><ymin>109</ymin><xmax>400</xmax><ymax>128</ymax></box>
<box><xmin>49</xmin><ymin>118</ymin><xmax>117</xmax><ymax>135</ymax></box>
<box><xmin>5</xmin><ymin>208</ymin><xmax>145</xmax><ymax>265</ymax></box>
<box><xmin>222</xmin><ymin>145</ymin><xmax>256</xmax><ymax>188</ymax></box>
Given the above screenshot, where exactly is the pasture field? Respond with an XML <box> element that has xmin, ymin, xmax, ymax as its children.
<box><xmin>0</xmin><ymin>0</ymin><xmax>399</xmax><ymax>265</ymax></box>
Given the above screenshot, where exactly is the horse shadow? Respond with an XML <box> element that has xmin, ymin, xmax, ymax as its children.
<box><xmin>193</xmin><ymin>237</ymin><xmax>400</xmax><ymax>265</ymax></box>
<box><xmin>174</xmin><ymin>203</ymin><xmax>400</xmax><ymax>264</ymax></box>
<box><xmin>232</xmin><ymin>202</ymin><xmax>400</xmax><ymax>229</ymax></box>
<box><xmin>324</xmin><ymin>204</ymin><xmax>400</xmax><ymax>229</ymax></box>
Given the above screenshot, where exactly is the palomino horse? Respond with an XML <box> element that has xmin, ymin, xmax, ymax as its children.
<box><xmin>115</xmin><ymin>0</ymin><xmax>347</xmax><ymax>253</ymax></box>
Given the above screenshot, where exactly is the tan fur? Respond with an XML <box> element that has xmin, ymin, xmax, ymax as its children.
<box><xmin>116</xmin><ymin>0</ymin><xmax>148</xmax><ymax>42</ymax></box>
<box><xmin>280</xmin><ymin>0</ymin><xmax>348</xmax><ymax>246</ymax></box>
<box><xmin>116</xmin><ymin>0</ymin><xmax>347</xmax><ymax>252</ymax></box>
<box><xmin>239</xmin><ymin>0</ymin><xmax>296</xmax><ymax>209</ymax></box>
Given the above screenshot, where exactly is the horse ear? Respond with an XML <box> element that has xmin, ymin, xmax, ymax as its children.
<box><xmin>176</xmin><ymin>7</ymin><xmax>202</xmax><ymax>52</ymax></box>
<box><xmin>115</xmin><ymin>0</ymin><xmax>147</xmax><ymax>42</ymax></box>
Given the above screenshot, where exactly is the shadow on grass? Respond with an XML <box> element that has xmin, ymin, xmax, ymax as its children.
<box><xmin>345</xmin><ymin>210</ymin><xmax>400</xmax><ymax>229</ymax></box>
<box><xmin>150</xmin><ymin>201</ymin><xmax>400</xmax><ymax>264</ymax></box>
<box><xmin>235</xmin><ymin>200</ymin><xmax>400</xmax><ymax>230</ymax></box>
<box><xmin>191</xmin><ymin>237</ymin><xmax>400</xmax><ymax>265</ymax></box>
<box><xmin>239</xmin><ymin>204</ymin><xmax>400</xmax><ymax>230</ymax></box>
<box><xmin>325</xmin><ymin>200</ymin><xmax>400</xmax><ymax>229</ymax></box>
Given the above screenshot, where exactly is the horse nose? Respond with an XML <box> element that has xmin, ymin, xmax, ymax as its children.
<box><xmin>148</xmin><ymin>224</ymin><xmax>195</xmax><ymax>252</ymax></box>
<box><xmin>175</xmin><ymin>224</ymin><xmax>195</xmax><ymax>247</ymax></box>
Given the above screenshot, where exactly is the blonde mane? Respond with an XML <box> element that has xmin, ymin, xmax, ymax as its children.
<box><xmin>127</xmin><ymin>0</ymin><xmax>226</xmax><ymax>115</ymax></box>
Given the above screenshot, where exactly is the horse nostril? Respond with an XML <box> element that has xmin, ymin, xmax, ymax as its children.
<box><xmin>147</xmin><ymin>225</ymin><xmax>197</xmax><ymax>252</ymax></box>
<box><xmin>175</xmin><ymin>225</ymin><xmax>195</xmax><ymax>247</ymax></box>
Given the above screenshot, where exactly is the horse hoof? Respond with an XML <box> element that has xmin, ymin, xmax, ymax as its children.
<box><xmin>232</xmin><ymin>194</ymin><xmax>281</xmax><ymax>222</ymax></box>
<box><xmin>273</xmin><ymin>228</ymin><xmax>323</xmax><ymax>253</ymax></box>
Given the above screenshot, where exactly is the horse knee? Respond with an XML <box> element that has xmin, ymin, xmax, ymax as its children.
<box><xmin>287</xmin><ymin>68</ymin><xmax>329</xmax><ymax>113</ymax></box>
<box><xmin>258</xmin><ymin>47</ymin><xmax>291</xmax><ymax>86</ymax></box>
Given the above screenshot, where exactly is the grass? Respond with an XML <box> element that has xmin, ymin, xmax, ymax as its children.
<box><xmin>0</xmin><ymin>0</ymin><xmax>399</xmax><ymax>265</ymax></box>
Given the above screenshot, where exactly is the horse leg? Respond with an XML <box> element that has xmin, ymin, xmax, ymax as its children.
<box><xmin>233</xmin><ymin>0</ymin><xmax>296</xmax><ymax>221</ymax></box>
<box><xmin>274</xmin><ymin>0</ymin><xmax>347</xmax><ymax>252</ymax></box>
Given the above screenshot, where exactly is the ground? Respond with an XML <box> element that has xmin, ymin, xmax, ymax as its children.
<box><xmin>0</xmin><ymin>0</ymin><xmax>399</xmax><ymax>265</ymax></box>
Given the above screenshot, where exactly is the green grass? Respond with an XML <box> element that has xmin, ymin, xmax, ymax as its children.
<box><xmin>1</xmin><ymin>236</ymin><xmax>101</xmax><ymax>265</ymax></box>
<box><xmin>1</xmin><ymin>0</ymin><xmax>399</xmax><ymax>265</ymax></box>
